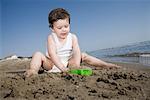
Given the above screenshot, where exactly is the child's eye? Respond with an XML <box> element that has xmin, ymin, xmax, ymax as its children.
<box><xmin>57</xmin><ymin>27</ymin><xmax>62</xmax><ymax>29</ymax></box>
<box><xmin>65</xmin><ymin>25</ymin><xmax>68</xmax><ymax>28</ymax></box>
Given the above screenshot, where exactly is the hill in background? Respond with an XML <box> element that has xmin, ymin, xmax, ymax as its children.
<box><xmin>89</xmin><ymin>41</ymin><xmax>150</xmax><ymax>57</ymax></box>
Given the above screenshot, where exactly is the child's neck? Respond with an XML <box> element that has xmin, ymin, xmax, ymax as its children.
<box><xmin>58</xmin><ymin>37</ymin><xmax>67</xmax><ymax>45</ymax></box>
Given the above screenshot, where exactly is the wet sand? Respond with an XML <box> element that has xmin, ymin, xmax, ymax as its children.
<box><xmin>0</xmin><ymin>58</ymin><xmax>150</xmax><ymax>100</ymax></box>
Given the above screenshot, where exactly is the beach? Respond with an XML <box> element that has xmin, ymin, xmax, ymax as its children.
<box><xmin>0</xmin><ymin>58</ymin><xmax>150</xmax><ymax>100</ymax></box>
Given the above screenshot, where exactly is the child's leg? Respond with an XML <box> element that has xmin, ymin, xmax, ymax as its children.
<box><xmin>68</xmin><ymin>56</ymin><xmax>81</xmax><ymax>68</ymax></box>
<box><xmin>25</xmin><ymin>52</ymin><xmax>53</xmax><ymax>77</ymax></box>
<box><xmin>81</xmin><ymin>52</ymin><xmax>120</xmax><ymax>68</ymax></box>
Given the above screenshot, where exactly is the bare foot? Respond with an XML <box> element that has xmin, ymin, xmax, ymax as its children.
<box><xmin>107</xmin><ymin>63</ymin><xmax>122</xmax><ymax>69</ymax></box>
<box><xmin>24</xmin><ymin>69</ymin><xmax>38</xmax><ymax>77</ymax></box>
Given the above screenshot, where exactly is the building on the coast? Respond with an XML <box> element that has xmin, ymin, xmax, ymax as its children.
<box><xmin>139</xmin><ymin>54</ymin><xmax>150</xmax><ymax>66</ymax></box>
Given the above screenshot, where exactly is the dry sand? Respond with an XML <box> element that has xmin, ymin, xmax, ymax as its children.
<box><xmin>0</xmin><ymin>58</ymin><xmax>150</xmax><ymax>100</ymax></box>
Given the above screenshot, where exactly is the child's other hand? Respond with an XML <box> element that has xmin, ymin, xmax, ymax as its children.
<box><xmin>68</xmin><ymin>66</ymin><xmax>81</xmax><ymax>70</ymax></box>
<box><xmin>71</xmin><ymin>65</ymin><xmax>89</xmax><ymax>69</ymax></box>
<box><xmin>80</xmin><ymin>66</ymin><xmax>90</xmax><ymax>69</ymax></box>
<box><xmin>61</xmin><ymin>67</ymin><xmax>69</xmax><ymax>72</ymax></box>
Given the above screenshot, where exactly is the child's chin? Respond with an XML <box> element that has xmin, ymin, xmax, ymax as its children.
<box><xmin>61</xmin><ymin>36</ymin><xmax>67</xmax><ymax>39</ymax></box>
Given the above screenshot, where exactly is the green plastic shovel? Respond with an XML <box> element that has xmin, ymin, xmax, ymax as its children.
<box><xmin>69</xmin><ymin>69</ymin><xmax>92</xmax><ymax>76</ymax></box>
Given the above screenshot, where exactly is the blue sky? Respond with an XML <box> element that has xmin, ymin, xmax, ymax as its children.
<box><xmin>1</xmin><ymin>0</ymin><xmax>150</xmax><ymax>58</ymax></box>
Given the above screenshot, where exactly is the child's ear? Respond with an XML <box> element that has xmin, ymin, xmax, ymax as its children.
<box><xmin>51</xmin><ymin>28</ymin><xmax>54</xmax><ymax>32</ymax></box>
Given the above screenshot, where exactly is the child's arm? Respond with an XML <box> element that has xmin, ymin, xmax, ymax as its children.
<box><xmin>72</xmin><ymin>34</ymin><xmax>81</xmax><ymax>67</ymax></box>
<box><xmin>47</xmin><ymin>35</ymin><xmax>68</xmax><ymax>72</ymax></box>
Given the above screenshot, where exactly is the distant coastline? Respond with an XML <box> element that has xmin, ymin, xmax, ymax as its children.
<box><xmin>89</xmin><ymin>41</ymin><xmax>150</xmax><ymax>66</ymax></box>
<box><xmin>109</xmin><ymin>52</ymin><xmax>150</xmax><ymax>57</ymax></box>
<box><xmin>89</xmin><ymin>40</ymin><xmax>150</xmax><ymax>57</ymax></box>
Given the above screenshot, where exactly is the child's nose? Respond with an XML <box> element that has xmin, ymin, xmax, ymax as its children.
<box><xmin>62</xmin><ymin>27</ymin><xmax>67</xmax><ymax>32</ymax></box>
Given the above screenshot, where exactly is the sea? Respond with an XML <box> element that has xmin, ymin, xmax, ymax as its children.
<box><xmin>89</xmin><ymin>41</ymin><xmax>150</xmax><ymax>66</ymax></box>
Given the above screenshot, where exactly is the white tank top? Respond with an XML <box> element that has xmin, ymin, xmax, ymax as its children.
<box><xmin>46</xmin><ymin>32</ymin><xmax>73</xmax><ymax>72</ymax></box>
<box><xmin>52</xmin><ymin>32</ymin><xmax>73</xmax><ymax>60</ymax></box>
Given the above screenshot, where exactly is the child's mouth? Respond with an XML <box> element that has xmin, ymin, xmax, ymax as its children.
<box><xmin>61</xmin><ymin>33</ymin><xmax>67</xmax><ymax>36</ymax></box>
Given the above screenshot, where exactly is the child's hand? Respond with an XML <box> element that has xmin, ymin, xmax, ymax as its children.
<box><xmin>71</xmin><ymin>66</ymin><xmax>89</xmax><ymax>69</ymax></box>
<box><xmin>68</xmin><ymin>66</ymin><xmax>81</xmax><ymax>70</ymax></box>
<box><xmin>61</xmin><ymin>67</ymin><xmax>69</xmax><ymax>72</ymax></box>
<box><xmin>61</xmin><ymin>68</ymin><xmax>70</xmax><ymax>77</ymax></box>
<box><xmin>80</xmin><ymin>66</ymin><xmax>90</xmax><ymax>69</ymax></box>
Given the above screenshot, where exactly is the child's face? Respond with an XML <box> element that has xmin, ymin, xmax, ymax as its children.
<box><xmin>51</xmin><ymin>18</ymin><xmax>70</xmax><ymax>39</ymax></box>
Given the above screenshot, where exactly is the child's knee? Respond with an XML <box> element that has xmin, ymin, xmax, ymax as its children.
<box><xmin>68</xmin><ymin>61</ymin><xmax>80</xmax><ymax>67</ymax></box>
<box><xmin>33</xmin><ymin>51</ymin><xmax>42</xmax><ymax>57</ymax></box>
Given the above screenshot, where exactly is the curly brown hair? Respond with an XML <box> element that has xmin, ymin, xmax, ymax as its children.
<box><xmin>48</xmin><ymin>8</ymin><xmax>70</xmax><ymax>28</ymax></box>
